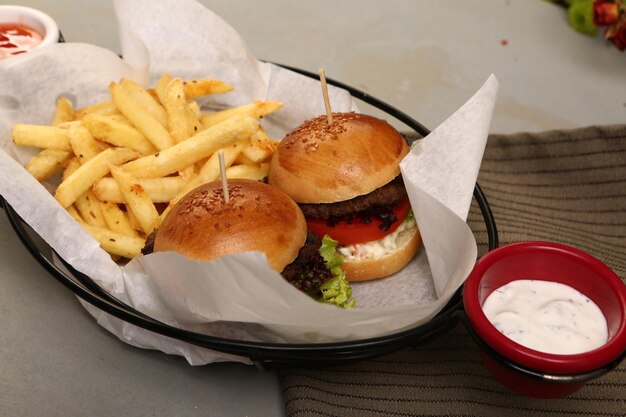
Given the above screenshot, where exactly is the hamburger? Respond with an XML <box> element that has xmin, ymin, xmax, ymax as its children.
<box><xmin>268</xmin><ymin>112</ymin><xmax>421</xmax><ymax>281</ymax></box>
<box><xmin>148</xmin><ymin>178</ymin><xmax>354</xmax><ymax>308</ymax></box>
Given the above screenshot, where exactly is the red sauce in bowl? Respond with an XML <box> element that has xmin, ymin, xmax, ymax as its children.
<box><xmin>0</xmin><ymin>23</ymin><xmax>43</xmax><ymax>60</ymax></box>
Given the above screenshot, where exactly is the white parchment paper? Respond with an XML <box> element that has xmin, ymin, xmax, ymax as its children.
<box><xmin>0</xmin><ymin>0</ymin><xmax>498</xmax><ymax>365</ymax></box>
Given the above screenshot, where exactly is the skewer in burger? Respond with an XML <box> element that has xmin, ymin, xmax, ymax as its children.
<box><xmin>146</xmin><ymin>178</ymin><xmax>354</xmax><ymax>308</ymax></box>
<box><xmin>268</xmin><ymin>112</ymin><xmax>421</xmax><ymax>281</ymax></box>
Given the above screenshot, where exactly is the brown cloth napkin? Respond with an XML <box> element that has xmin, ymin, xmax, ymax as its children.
<box><xmin>278</xmin><ymin>125</ymin><xmax>626</xmax><ymax>416</ymax></box>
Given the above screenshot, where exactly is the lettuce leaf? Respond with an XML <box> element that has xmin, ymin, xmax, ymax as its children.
<box><xmin>318</xmin><ymin>235</ymin><xmax>355</xmax><ymax>308</ymax></box>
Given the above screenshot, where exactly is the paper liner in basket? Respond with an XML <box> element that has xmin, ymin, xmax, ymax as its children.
<box><xmin>0</xmin><ymin>0</ymin><xmax>498</xmax><ymax>365</ymax></box>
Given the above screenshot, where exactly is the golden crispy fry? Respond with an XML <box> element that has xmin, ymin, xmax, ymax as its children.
<box><xmin>15</xmin><ymin>75</ymin><xmax>281</xmax><ymax>261</ymax></box>
<box><xmin>55</xmin><ymin>147</ymin><xmax>139</xmax><ymax>208</ymax></box>
<box><xmin>62</xmin><ymin>157</ymin><xmax>81</xmax><ymax>180</ymax></box>
<box><xmin>52</xmin><ymin>96</ymin><xmax>74</xmax><ymax>126</ymax></box>
<box><xmin>126</xmin><ymin>207</ymin><xmax>143</xmax><ymax>233</ymax></box>
<box><xmin>187</xmin><ymin>101</ymin><xmax>201</xmax><ymax>118</ymax></box>
<box><xmin>82</xmin><ymin>223</ymin><xmax>145</xmax><ymax>259</ymax></box>
<box><xmin>120</xmin><ymin>78</ymin><xmax>168</xmax><ymax>128</ymax></box>
<box><xmin>164</xmin><ymin>78</ymin><xmax>192</xmax><ymax>143</ymax></box>
<box><xmin>108</xmin><ymin>114</ymin><xmax>135</xmax><ymax>126</ymax></box>
<box><xmin>67</xmin><ymin>124</ymin><xmax>101</xmax><ymax>162</ymax></box>
<box><xmin>109</xmin><ymin>82</ymin><xmax>175</xmax><ymax>150</ymax></box>
<box><xmin>200</xmin><ymin>100</ymin><xmax>283</xmax><ymax>129</ymax></box>
<box><xmin>186</xmin><ymin>105</ymin><xmax>203</xmax><ymax>136</ymax></box>
<box><xmin>82</xmin><ymin>113</ymin><xmax>158</xmax><ymax>155</ymax></box>
<box><xmin>24</xmin><ymin>149</ymin><xmax>72</xmax><ymax>181</ymax></box>
<box><xmin>109</xmin><ymin>165</ymin><xmax>160</xmax><ymax>235</ymax></box>
<box><xmin>12</xmin><ymin>124</ymin><xmax>70</xmax><ymax>150</ymax></box>
<box><xmin>101</xmin><ymin>201</ymin><xmax>140</xmax><ymax>238</ymax></box>
<box><xmin>121</xmin><ymin>115</ymin><xmax>258</xmax><ymax>178</ymax></box>
<box><xmin>233</xmin><ymin>151</ymin><xmax>254</xmax><ymax>166</ymax></box>
<box><xmin>75</xmin><ymin>100</ymin><xmax>120</xmax><ymax>119</ymax></box>
<box><xmin>93</xmin><ymin>176</ymin><xmax>186</xmax><ymax>203</ymax></box>
<box><xmin>183</xmin><ymin>78</ymin><xmax>234</xmax><ymax>99</ymax></box>
<box><xmin>242</xmin><ymin>129</ymin><xmax>277</xmax><ymax>163</ymax></box>
<box><xmin>225</xmin><ymin>162</ymin><xmax>270</xmax><ymax>181</ymax></box>
<box><xmin>66</xmin><ymin>205</ymin><xmax>84</xmax><ymax>223</ymax></box>
<box><xmin>196</xmin><ymin>142</ymin><xmax>241</xmax><ymax>183</ymax></box>
<box><xmin>178</xmin><ymin>165</ymin><xmax>195</xmax><ymax>182</ymax></box>
<box><xmin>154</xmin><ymin>74</ymin><xmax>172</xmax><ymax>105</ymax></box>
<box><xmin>75</xmin><ymin>189</ymin><xmax>107</xmax><ymax>228</ymax></box>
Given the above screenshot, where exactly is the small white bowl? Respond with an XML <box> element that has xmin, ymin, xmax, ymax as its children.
<box><xmin>0</xmin><ymin>5</ymin><xmax>60</xmax><ymax>58</ymax></box>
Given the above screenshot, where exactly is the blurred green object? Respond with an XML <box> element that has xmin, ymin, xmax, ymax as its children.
<box><xmin>545</xmin><ymin>0</ymin><xmax>599</xmax><ymax>35</ymax></box>
<box><xmin>568</xmin><ymin>0</ymin><xmax>599</xmax><ymax>35</ymax></box>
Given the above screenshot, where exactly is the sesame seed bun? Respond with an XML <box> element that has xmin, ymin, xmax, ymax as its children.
<box><xmin>268</xmin><ymin>112</ymin><xmax>410</xmax><ymax>203</ymax></box>
<box><xmin>153</xmin><ymin>179</ymin><xmax>307</xmax><ymax>272</ymax></box>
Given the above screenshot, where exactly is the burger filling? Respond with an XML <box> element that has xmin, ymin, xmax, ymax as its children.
<box><xmin>303</xmin><ymin>175</ymin><xmax>412</xmax><ymax>246</ymax></box>
<box><xmin>338</xmin><ymin>212</ymin><xmax>417</xmax><ymax>261</ymax></box>
<box><xmin>299</xmin><ymin>175</ymin><xmax>407</xmax><ymax>219</ymax></box>
<box><xmin>281</xmin><ymin>231</ymin><xmax>328</xmax><ymax>288</ymax></box>
<box><xmin>282</xmin><ymin>232</ymin><xmax>355</xmax><ymax>308</ymax></box>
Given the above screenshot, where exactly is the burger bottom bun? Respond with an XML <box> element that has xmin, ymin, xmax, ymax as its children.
<box><xmin>341</xmin><ymin>224</ymin><xmax>422</xmax><ymax>282</ymax></box>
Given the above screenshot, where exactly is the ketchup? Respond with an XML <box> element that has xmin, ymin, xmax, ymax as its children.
<box><xmin>0</xmin><ymin>23</ymin><xmax>43</xmax><ymax>60</ymax></box>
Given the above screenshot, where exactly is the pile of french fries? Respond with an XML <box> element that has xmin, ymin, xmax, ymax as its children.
<box><xmin>13</xmin><ymin>75</ymin><xmax>283</xmax><ymax>260</ymax></box>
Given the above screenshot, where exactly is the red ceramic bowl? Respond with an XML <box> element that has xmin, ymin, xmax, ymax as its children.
<box><xmin>463</xmin><ymin>241</ymin><xmax>626</xmax><ymax>398</ymax></box>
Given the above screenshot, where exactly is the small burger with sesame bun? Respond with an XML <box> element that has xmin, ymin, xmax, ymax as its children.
<box><xmin>149</xmin><ymin>179</ymin><xmax>354</xmax><ymax>308</ymax></box>
<box><xmin>268</xmin><ymin>112</ymin><xmax>421</xmax><ymax>282</ymax></box>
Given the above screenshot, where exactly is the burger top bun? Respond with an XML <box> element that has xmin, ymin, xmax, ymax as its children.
<box><xmin>268</xmin><ymin>112</ymin><xmax>410</xmax><ymax>203</ymax></box>
<box><xmin>153</xmin><ymin>179</ymin><xmax>307</xmax><ymax>272</ymax></box>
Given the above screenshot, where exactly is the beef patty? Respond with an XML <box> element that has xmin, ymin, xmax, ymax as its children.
<box><xmin>298</xmin><ymin>175</ymin><xmax>407</xmax><ymax>219</ymax></box>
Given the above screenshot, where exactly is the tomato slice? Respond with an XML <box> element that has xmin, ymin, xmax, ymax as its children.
<box><xmin>306</xmin><ymin>198</ymin><xmax>412</xmax><ymax>245</ymax></box>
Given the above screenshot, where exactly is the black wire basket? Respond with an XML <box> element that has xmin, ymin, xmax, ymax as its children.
<box><xmin>1</xmin><ymin>66</ymin><xmax>499</xmax><ymax>370</ymax></box>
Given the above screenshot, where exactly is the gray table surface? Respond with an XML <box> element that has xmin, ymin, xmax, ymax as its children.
<box><xmin>1</xmin><ymin>1</ymin><xmax>624</xmax><ymax>416</ymax></box>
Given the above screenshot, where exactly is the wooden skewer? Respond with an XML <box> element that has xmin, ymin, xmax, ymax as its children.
<box><xmin>318</xmin><ymin>68</ymin><xmax>333</xmax><ymax>125</ymax></box>
<box><xmin>218</xmin><ymin>150</ymin><xmax>230</xmax><ymax>203</ymax></box>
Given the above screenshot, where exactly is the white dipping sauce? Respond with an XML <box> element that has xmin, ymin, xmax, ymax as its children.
<box><xmin>482</xmin><ymin>280</ymin><xmax>608</xmax><ymax>355</ymax></box>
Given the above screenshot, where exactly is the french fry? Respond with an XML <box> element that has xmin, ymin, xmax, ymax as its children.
<box><xmin>233</xmin><ymin>152</ymin><xmax>255</xmax><ymax>166</ymax></box>
<box><xmin>100</xmin><ymin>201</ymin><xmax>139</xmax><ymax>238</ymax></box>
<box><xmin>67</xmin><ymin>124</ymin><xmax>101</xmax><ymax>162</ymax></box>
<box><xmin>24</xmin><ymin>149</ymin><xmax>72</xmax><ymax>181</ymax></box>
<box><xmin>93</xmin><ymin>176</ymin><xmax>186</xmax><ymax>203</ymax></box>
<box><xmin>55</xmin><ymin>147</ymin><xmax>139</xmax><ymax>208</ymax></box>
<box><xmin>108</xmin><ymin>114</ymin><xmax>135</xmax><ymax>126</ymax></box>
<box><xmin>109</xmin><ymin>82</ymin><xmax>175</xmax><ymax>150</ymax></box>
<box><xmin>62</xmin><ymin>157</ymin><xmax>81</xmax><ymax>180</ymax></box>
<box><xmin>74</xmin><ymin>189</ymin><xmax>107</xmax><ymax>228</ymax></box>
<box><xmin>66</xmin><ymin>205</ymin><xmax>84</xmax><ymax>223</ymax></box>
<box><xmin>120</xmin><ymin>115</ymin><xmax>258</xmax><ymax>178</ymax></box>
<box><xmin>52</xmin><ymin>96</ymin><xmax>74</xmax><ymax>125</ymax></box>
<box><xmin>14</xmin><ymin>75</ymin><xmax>282</xmax><ymax>261</ymax></box>
<box><xmin>120</xmin><ymin>78</ymin><xmax>168</xmax><ymax>128</ymax></box>
<box><xmin>82</xmin><ymin>223</ymin><xmax>145</xmax><ymax>259</ymax></box>
<box><xmin>186</xmin><ymin>104</ymin><xmax>203</xmax><ymax>136</ymax></box>
<box><xmin>75</xmin><ymin>100</ymin><xmax>120</xmax><ymax>119</ymax></box>
<box><xmin>154</xmin><ymin>74</ymin><xmax>172</xmax><ymax>105</ymax></box>
<box><xmin>187</xmin><ymin>101</ymin><xmax>201</xmax><ymax>118</ymax></box>
<box><xmin>82</xmin><ymin>113</ymin><xmax>158</xmax><ymax>155</ymax></box>
<box><xmin>242</xmin><ymin>130</ymin><xmax>277</xmax><ymax>163</ymax></box>
<box><xmin>183</xmin><ymin>78</ymin><xmax>234</xmax><ymax>99</ymax></box>
<box><xmin>109</xmin><ymin>165</ymin><xmax>160</xmax><ymax>235</ymax></box>
<box><xmin>225</xmin><ymin>162</ymin><xmax>270</xmax><ymax>181</ymax></box>
<box><xmin>126</xmin><ymin>207</ymin><xmax>143</xmax><ymax>233</ymax></box>
<box><xmin>200</xmin><ymin>100</ymin><xmax>283</xmax><ymax>129</ymax></box>
<box><xmin>164</xmin><ymin>78</ymin><xmax>192</xmax><ymax>143</ymax></box>
<box><xmin>12</xmin><ymin>124</ymin><xmax>70</xmax><ymax>150</ymax></box>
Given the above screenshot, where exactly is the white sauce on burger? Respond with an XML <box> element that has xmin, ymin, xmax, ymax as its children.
<box><xmin>338</xmin><ymin>215</ymin><xmax>417</xmax><ymax>261</ymax></box>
